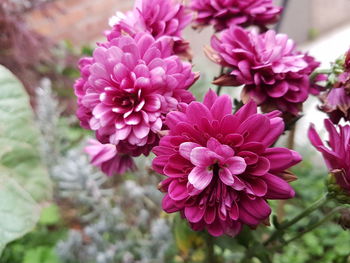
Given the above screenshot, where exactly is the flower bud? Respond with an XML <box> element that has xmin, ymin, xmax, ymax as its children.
<box><xmin>327</xmin><ymin>170</ymin><xmax>350</xmax><ymax>204</ymax></box>
<box><xmin>338</xmin><ymin>208</ymin><xmax>350</xmax><ymax>230</ymax></box>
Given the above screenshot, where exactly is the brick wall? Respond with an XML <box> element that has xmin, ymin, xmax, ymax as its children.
<box><xmin>25</xmin><ymin>0</ymin><xmax>133</xmax><ymax>45</ymax></box>
<box><xmin>26</xmin><ymin>0</ymin><xmax>350</xmax><ymax>46</ymax></box>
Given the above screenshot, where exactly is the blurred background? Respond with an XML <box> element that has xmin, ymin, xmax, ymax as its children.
<box><xmin>1</xmin><ymin>0</ymin><xmax>350</xmax><ymax>263</ymax></box>
<box><xmin>12</xmin><ymin>0</ymin><xmax>350</xmax><ymax>140</ymax></box>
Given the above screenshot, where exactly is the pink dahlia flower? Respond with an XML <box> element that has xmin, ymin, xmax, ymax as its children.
<box><xmin>318</xmin><ymin>69</ymin><xmax>350</xmax><ymax>124</ymax></box>
<box><xmin>74</xmin><ymin>33</ymin><xmax>196</xmax><ymax>157</ymax></box>
<box><xmin>191</xmin><ymin>0</ymin><xmax>282</xmax><ymax>31</ymax></box>
<box><xmin>108</xmin><ymin>0</ymin><xmax>192</xmax><ymax>59</ymax></box>
<box><xmin>85</xmin><ymin>139</ymin><xmax>136</xmax><ymax>176</ymax></box>
<box><xmin>209</xmin><ymin>26</ymin><xmax>319</xmax><ymax>115</ymax></box>
<box><xmin>320</xmin><ymin>82</ymin><xmax>350</xmax><ymax>124</ymax></box>
<box><xmin>152</xmin><ymin>90</ymin><xmax>301</xmax><ymax>236</ymax></box>
<box><xmin>308</xmin><ymin>120</ymin><xmax>350</xmax><ymax>195</ymax></box>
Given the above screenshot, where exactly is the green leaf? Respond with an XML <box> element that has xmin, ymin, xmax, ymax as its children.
<box><xmin>23</xmin><ymin>246</ymin><xmax>60</xmax><ymax>263</ymax></box>
<box><xmin>39</xmin><ymin>204</ymin><xmax>61</xmax><ymax>226</ymax></box>
<box><xmin>0</xmin><ymin>65</ymin><xmax>52</xmax><ymax>254</ymax></box>
<box><xmin>0</xmin><ymin>65</ymin><xmax>52</xmax><ymax>200</ymax></box>
<box><xmin>0</xmin><ymin>170</ymin><xmax>40</xmax><ymax>253</ymax></box>
<box><xmin>173</xmin><ymin>215</ymin><xmax>205</xmax><ymax>257</ymax></box>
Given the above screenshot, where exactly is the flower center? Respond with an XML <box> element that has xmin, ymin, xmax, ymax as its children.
<box><xmin>211</xmin><ymin>162</ymin><xmax>220</xmax><ymax>177</ymax></box>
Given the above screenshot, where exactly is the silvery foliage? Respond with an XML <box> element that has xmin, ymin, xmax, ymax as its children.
<box><xmin>35</xmin><ymin>81</ymin><xmax>173</xmax><ymax>263</ymax></box>
<box><xmin>35</xmin><ymin>78</ymin><xmax>61</xmax><ymax>172</ymax></box>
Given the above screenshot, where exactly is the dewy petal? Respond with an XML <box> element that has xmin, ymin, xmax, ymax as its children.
<box><xmin>133</xmin><ymin>124</ymin><xmax>151</xmax><ymax>139</ymax></box>
<box><xmin>185</xmin><ymin>206</ymin><xmax>206</xmax><ymax>223</ymax></box>
<box><xmin>308</xmin><ymin>123</ymin><xmax>324</xmax><ymax>148</ymax></box>
<box><xmin>245</xmin><ymin>178</ymin><xmax>267</xmax><ymax>196</ymax></box>
<box><xmin>84</xmin><ymin>140</ymin><xmax>117</xmax><ymax>166</ymax></box>
<box><xmin>207</xmin><ymin>220</ymin><xmax>224</xmax><ymax>237</ymax></box>
<box><xmin>226</xmin><ymin>156</ymin><xmax>247</xmax><ymax>175</ymax></box>
<box><xmin>188</xmin><ymin>167</ymin><xmax>213</xmax><ymax>190</ymax></box>
<box><xmin>235</xmin><ymin>100</ymin><xmax>258</xmax><ymax>123</ymax></box>
<box><xmin>162</xmin><ymin>194</ymin><xmax>180</xmax><ymax>213</ymax></box>
<box><xmin>179</xmin><ymin>142</ymin><xmax>201</xmax><ymax>160</ymax></box>
<box><xmin>264</xmin><ymin>148</ymin><xmax>302</xmax><ymax>171</ymax></box>
<box><xmin>219</xmin><ymin>167</ymin><xmax>235</xmax><ymax>186</ymax></box>
<box><xmin>203</xmin><ymin>89</ymin><xmax>218</xmax><ymax>109</ymax></box>
<box><xmin>190</xmin><ymin>147</ymin><xmax>219</xmax><ymax>167</ymax></box>
<box><xmin>204</xmin><ymin>206</ymin><xmax>216</xmax><ymax>224</ymax></box>
<box><xmin>210</xmin><ymin>94</ymin><xmax>233</xmax><ymax>121</ymax></box>
<box><xmin>264</xmin><ymin>173</ymin><xmax>295</xmax><ymax>199</ymax></box>
<box><xmin>168</xmin><ymin>180</ymin><xmax>188</xmax><ymax>201</ymax></box>
<box><xmin>245</xmin><ymin>197</ymin><xmax>271</xmax><ymax>219</ymax></box>
<box><xmin>186</xmin><ymin>101</ymin><xmax>213</xmax><ymax>124</ymax></box>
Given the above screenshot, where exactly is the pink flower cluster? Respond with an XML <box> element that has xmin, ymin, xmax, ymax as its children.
<box><xmin>318</xmin><ymin>49</ymin><xmax>350</xmax><ymax>124</ymax></box>
<box><xmin>107</xmin><ymin>0</ymin><xmax>192</xmax><ymax>59</ymax></box>
<box><xmin>74</xmin><ymin>10</ymin><xmax>196</xmax><ymax>176</ymax></box>
<box><xmin>309</xmin><ymin>120</ymin><xmax>350</xmax><ymax>196</ymax></box>
<box><xmin>209</xmin><ymin>26</ymin><xmax>319</xmax><ymax>115</ymax></box>
<box><xmin>153</xmin><ymin>90</ymin><xmax>301</xmax><ymax>236</ymax></box>
<box><xmin>85</xmin><ymin>139</ymin><xmax>136</xmax><ymax>176</ymax></box>
<box><xmin>191</xmin><ymin>0</ymin><xmax>282</xmax><ymax>31</ymax></box>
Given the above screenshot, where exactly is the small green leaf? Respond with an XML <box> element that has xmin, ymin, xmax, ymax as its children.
<box><xmin>23</xmin><ymin>246</ymin><xmax>60</xmax><ymax>263</ymax></box>
<box><xmin>39</xmin><ymin>204</ymin><xmax>61</xmax><ymax>226</ymax></box>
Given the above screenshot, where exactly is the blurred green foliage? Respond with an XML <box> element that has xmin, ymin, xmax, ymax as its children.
<box><xmin>1</xmin><ymin>204</ymin><xmax>66</xmax><ymax>263</ymax></box>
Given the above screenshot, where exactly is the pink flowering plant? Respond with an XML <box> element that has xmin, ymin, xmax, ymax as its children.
<box><xmin>69</xmin><ymin>0</ymin><xmax>350</xmax><ymax>261</ymax></box>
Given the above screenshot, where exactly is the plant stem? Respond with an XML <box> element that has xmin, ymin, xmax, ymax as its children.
<box><xmin>282</xmin><ymin>194</ymin><xmax>329</xmax><ymax>229</ymax></box>
<box><xmin>264</xmin><ymin>194</ymin><xmax>329</xmax><ymax>246</ymax></box>
<box><xmin>275</xmin><ymin>0</ymin><xmax>290</xmax><ymax>32</ymax></box>
<box><xmin>206</xmin><ymin>234</ymin><xmax>216</xmax><ymax>263</ymax></box>
<box><xmin>277</xmin><ymin>125</ymin><xmax>297</xmax><ymax>221</ymax></box>
<box><xmin>216</xmin><ymin>66</ymin><xmax>225</xmax><ymax>95</ymax></box>
<box><xmin>282</xmin><ymin>207</ymin><xmax>342</xmax><ymax>245</ymax></box>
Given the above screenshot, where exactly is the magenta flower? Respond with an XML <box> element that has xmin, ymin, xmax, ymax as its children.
<box><xmin>152</xmin><ymin>90</ymin><xmax>301</xmax><ymax>236</ymax></box>
<box><xmin>318</xmin><ymin>70</ymin><xmax>350</xmax><ymax>124</ymax></box>
<box><xmin>107</xmin><ymin>0</ymin><xmax>192</xmax><ymax>59</ymax></box>
<box><xmin>85</xmin><ymin>139</ymin><xmax>136</xmax><ymax>176</ymax></box>
<box><xmin>209</xmin><ymin>26</ymin><xmax>319</xmax><ymax>115</ymax></box>
<box><xmin>74</xmin><ymin>32</ymin><xmax>196</xmax><ymax>158</ymax></box>
<box><xmin>308</xmin><ymin>120</ymin><xmax>350</xmax><ymax>196</ymax></box>
<box><xmin>191</xmin><ymin>0</ymin><xmax>282</xmax><ymax>31</ymax></box>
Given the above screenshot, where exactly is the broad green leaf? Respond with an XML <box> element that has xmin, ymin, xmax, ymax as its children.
<box><xmin>0</xmin><ymin>170</ymin><xmax>40</xmax><ymax>253</ymax></box>
<box><xmin>0</xmin><ymin>65</ymin><xmax>52</xmax><ymax>254</ymax></box>
<box><xmin>173</xmin><ymin>215</ymin><xmax>205</xmax><ymax>258</ymax></box>
<box><xmin>0</xmin><ymin>65</ymin><xmax>52</xmax><ymax>200</ymax></box>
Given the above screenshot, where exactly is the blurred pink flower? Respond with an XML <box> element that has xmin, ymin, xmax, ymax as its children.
<box><xmin>318</xmin><ymin>70</ymin><xmax>350</xmax><ymax>124</ymax></box>
<box><xmin>74</xmin><ymin>32</ymin><xmax>196</xmax><ymax>159</ymax></box>
<box><xmin>191</xmin><ymin>0</ymin><xmax>282</xmax><ymax>31</ymax></box>
<box><xmin>153</xmin><ymin>90</ymin><xmax>301</xmax><ymax>236</ymax></box>
<box><xmin>107</xmin><ymin>0</ymin><xmax>192</xmax><ymax>59</ymax></box>
<box><xmin>209</xmin><ymin>26</ymin><xmax>319</xmax><ymax>115</ymax></box>
<box><xmin>308</xmin><ymin>120</ymin><xmax>350</xmax><ymax>195</ymax></box>
<box><xmin>85</xmin><ymin>139</ymin><xmax>136</xmax><ymax>176</ymax></box>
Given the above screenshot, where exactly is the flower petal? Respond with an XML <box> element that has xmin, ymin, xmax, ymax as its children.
<box><xmin>188</xmin><ymin>167</ymin><xmax>213</xmax><ymax>190</ymax></box>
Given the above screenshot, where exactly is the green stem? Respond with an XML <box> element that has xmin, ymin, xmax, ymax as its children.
<box><xmin>216</xmin><ymin>66</ymin><xmax>225</xmax><ymax>95</ymax></box>
<box><xmin>282</xmin><ymin>194</ymin><xmax>329</xmax><ymax>229</ymax></box>
<box><xmin>264</xmin><ymin>194</ymin><xmax>329</xmax><ymax>246</ymax></box>
<box><xmin>310</xmin><ymin>69</ymin><xmax>332</xmax><ymax>80</ymax></box>
<box><xmin>282</xmin><ymin>206</ymin><xmax>342</xmax><ymax>245</ymax></box>
<box><xmin>206</xmin><ymin>234</ymin><xmax>216</xmax><ymax>263</ymax></box>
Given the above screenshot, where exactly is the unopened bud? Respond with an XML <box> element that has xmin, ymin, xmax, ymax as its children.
<box><xmin>327</xmin><ymin>170</ymin><xmax>350</xmax><ymax>204</ymax></box>
<box><xmin>338</xmin><ymin>208</ymin><xmax>350</xmax><ymax>230</ymax></box>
